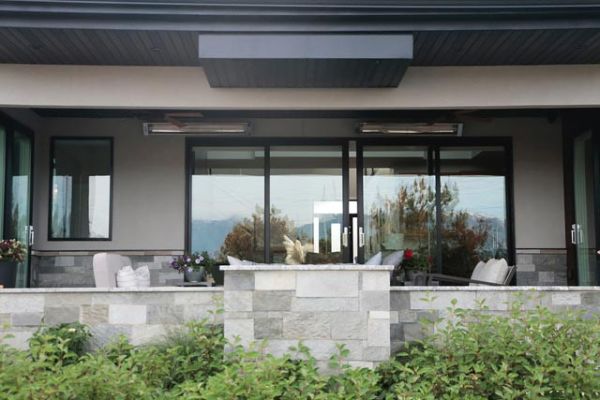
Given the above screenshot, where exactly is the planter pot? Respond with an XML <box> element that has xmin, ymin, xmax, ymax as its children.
<box><xmin>0</xmin><ymin>261</ymin><xmax>18</xmax><ymax>288</ymax></box>
<box><xmin>406</xmin><ymin>270</ymin><xmax>427</xmax><ymax>285</ymax></box>
<box><xmin>184</xmin><ymin>268</ymin><xmax>205</xmax><ymax>283</ymax></box>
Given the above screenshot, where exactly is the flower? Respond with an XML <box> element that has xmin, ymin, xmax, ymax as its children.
<box><xmin>404</xmin><ymin>249</ymin><xmax>414</xmax><ymax>260</ymax></box>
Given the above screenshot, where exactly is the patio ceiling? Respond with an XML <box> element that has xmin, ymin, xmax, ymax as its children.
<box><xmin>0</xmin><ymin>0</ymin><xmax>600</xmax><ymax>68</ymax></box>
<box><xmin>1</xmin><ymin>28</ymin><xmax>600</xmax><ymax>67</ymax></box>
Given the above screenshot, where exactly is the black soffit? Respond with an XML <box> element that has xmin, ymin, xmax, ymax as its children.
<box><xmin>3</xmin><ymin>28</ymin><xmax>600</xmax><ymax>67</ymax></box>
<box><xmin>197</xmin><ymin>34</ymin><xmax>413</xmax><ymax>88</ymax></box>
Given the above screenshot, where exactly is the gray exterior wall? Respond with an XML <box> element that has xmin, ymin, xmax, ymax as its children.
<box><xmin>0</xmin><ymin>287</ymin><xmax>222</xmax><ymax>349</ymax></box>
<box><xmin>389</xmin><ymin>287</ymin><xmax>597</xmax><ymax>353</ymax></box>
<box><xmin>24</xmin><ymin>115</ymin><xmax>566</xmax><ymax>286</ymax></box>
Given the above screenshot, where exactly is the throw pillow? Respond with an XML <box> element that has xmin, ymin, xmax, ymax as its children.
<box><xmin>382</xmin><ymin>250</ymin><xmax>404</xmax><ymax>267</ymax></box>
<box><xmin>365</xmin><ymin>252</ymin><xmax>383</xmax><ymax>265</ymax></box>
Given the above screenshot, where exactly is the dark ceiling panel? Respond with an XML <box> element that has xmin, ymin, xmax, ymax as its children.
<box><xmin>197</xmin><ymin>33</ymin><xmax>413</xmax><ymax>87</ymax></box>
<box><xmin>1</xmin><ymin>28</ymin><xmax>600</xmax><ymax>67</ymax></box>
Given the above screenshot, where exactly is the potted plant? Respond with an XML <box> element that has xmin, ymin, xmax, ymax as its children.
<box><xmin>0</xmin><ymin>239</ymin><xmax>26</xmax><ymax>288</ymax></box>
<box><xmin>401</xmin><ymin>248</ymin><xmax>432</xmax><ymax>285</ymax></box>
<box><xmin>170</xmin><ymin>251</ymin><xmax>215</xmax><ymax>283</ymax></box>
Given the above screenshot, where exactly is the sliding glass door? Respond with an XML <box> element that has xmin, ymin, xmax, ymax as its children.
<box><xmin>358</xmin><ymin>141</ymin><xmax>511</xmax><ymax>278</ymax></box>
<box><xmin>360</xmin><ymin>146</ymin><xmax>435</xmax><ymax>263</ymax></box>
<box><xmin>188</xmin><ymin>141</ymin><xmax>349</xmax><ymax>264</ymax></box>
<box><xmin>0</xmin><ymin>115</ymin><xmax>34</xmax><ymax>288</ymax></box>
<box><xmin>571</xmin><ymin>131</ymin><xmax>599</xmax><ymax>285</ymax></box>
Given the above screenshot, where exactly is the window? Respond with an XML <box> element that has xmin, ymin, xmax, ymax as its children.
<box><xmin>190</xmin><ymin>147</ymin><xmax>265</xmax><ymax>261</ymax></box>
<box><xmin>362</xmin><ymin>143</ymin><xmax>511</xmax><ymax>278</ymax></box>
<box><xmin>50</xmin><ymin>138</ymin><xmax>112</xmax><ymax>240</ymax></box>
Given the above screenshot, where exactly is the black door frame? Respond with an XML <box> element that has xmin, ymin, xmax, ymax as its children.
<box><xmin>0</xmin><ymin>111</ymin><xmax>35</xmax><ymax>287</ymax></box>
<box><xmin>185</xmin><ymin>137</ymin><xmax>351</xmax><ymax>263</ymax></box>
<box><xmin>563</xmin><ymin>111</ymin><xmax>600</xmax><ymax>286</ymax></box>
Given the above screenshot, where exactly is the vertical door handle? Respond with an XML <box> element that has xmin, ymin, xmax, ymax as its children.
<box><xmin>27</xmin><ymin>225</ymin><xmax>34</xmax><ymax>247</ymax></box>
<box><xmin>571</xmin><ymin>224</ymin><xmax>579</xmax><ymax>245</ymax></box>
<box><xmin>342</xmin><ymin>227</ymin><xmax>349</xmax><ymax>248</ymax></box>
<box><xmin>358</xmin><ymin>227</ymin><xmax>365</xmax><ymax>248</ymax></box>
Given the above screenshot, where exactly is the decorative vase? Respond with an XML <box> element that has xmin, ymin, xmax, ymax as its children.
<box><xmin>0</xmin><ymin>261</ymin><xmax>17</xmax><ymax>288</ymax></box>
<box><xmin>184</xmin><ymin>267</ymin><xmax>205</xmax><ymax>283</ymax></box>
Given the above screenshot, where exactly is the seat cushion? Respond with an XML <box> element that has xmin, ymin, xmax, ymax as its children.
<box><xmin>365</xmin><ymin>252</ymin><xmax>382</xmax><ymax>265</ymax></box>
<box><xmin>469</xmin><ymin>261</ymin><xmax>487</xmax><ymax>286</ymax></box>
<box><xmin>93</xmin><ymin>253</ymin><xmax>126</xmax><ymax>288</ymax></box>
<box><xmin>382</xmin><ymin>250</ymin><xmax>404</xmax><ymax>268</ymax></box>
<box><xmin>477</xmin><ymin>258</ymin><xmax>510</xmax><ymax>285</ymax></box>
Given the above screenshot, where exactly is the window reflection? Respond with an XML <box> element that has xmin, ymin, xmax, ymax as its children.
<box><xmin>51</xmin><ymin>139</ymin><xmax>111</xmax><ymax>239</ymax></box>
<box><xmin>439</xmin><ymin>147</ymin><xmax>508</xmax><ymax>277</ymax></box>
<box><xmin>363</xmin><ymin>147</ymin><xmax>435</xmax><ymax>261</ymax></box>
<box><xmin>269</xmin><ymin>147</ymin><xmax>343</xmax><ymax>264</ymax></box>
<box><xmin>191</xmin><ymin>147</ymin><xmax>265</xmax><ymax>262</ymax></box>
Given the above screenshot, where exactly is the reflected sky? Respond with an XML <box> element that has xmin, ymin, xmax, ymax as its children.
<box><xmin>193</xmin><ymin>174</ymin><xmax>506</xmax><ymax>222</ymax></box>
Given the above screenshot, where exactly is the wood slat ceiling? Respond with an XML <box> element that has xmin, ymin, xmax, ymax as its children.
<box><xmin>2</xmin><ymin>28</ymin><xmax>600</xmax><ymax>66</ymax></box>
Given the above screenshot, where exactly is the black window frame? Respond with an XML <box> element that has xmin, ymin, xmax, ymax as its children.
<box><xmin>185</xmin><ymin>136</ymin><xmax>515</xmax><ymax>271</ymax></box>
<box><xmin>48</xmin><ymin>136</ymin><xmax>114</xmax><ymax>241</ymax></box>
<box><xmin>356</xmin><ymin>136</ymin><xmax>515</xmax><ymax>272</ymax></box>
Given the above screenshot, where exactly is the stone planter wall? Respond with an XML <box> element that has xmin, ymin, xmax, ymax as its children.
<box><xmin>390</xmin><ymin>286</ymin><xmax>600</xmax><ymax>353</ymax></box>
<box><xmin>0</xmin><ymin>287</ymin><xmax>222</xmax><ymax>349</ymax></box>
<box><xmin>222</xmin><ymin>264</ymin><xmax>394</xmax><ymax>370</ymax></box>
<box><xmin>30</xmin><ymin>251</ymin><xmax>185</xmax><ymax>287</ymax></box>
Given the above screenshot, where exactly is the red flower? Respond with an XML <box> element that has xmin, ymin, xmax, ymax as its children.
<box><xmin>404</xmin><ymin>249</ymin><xmax>414</xmax><ymax>260</ymax></box>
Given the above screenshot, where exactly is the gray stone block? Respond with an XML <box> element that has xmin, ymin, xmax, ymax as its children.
<box><xmin>296</xmin><ymin>271</ymin><xmax>359</xmax><ymax>298</ymax></box>
<box><xmin>283</xmin><ymin>312</ymin><xmax>330</xmax><ymax>339</ymax></box>
<box><xmin>44</xmin><ymin>306</ymin><xmax>80</xmax><ymax>325</ymax></box>
<box><xmin>12</xmin><ymin>312</ymin><xmax>43</xmax><ymax>326</ymax></box>
<box><xmin>147</xmin><ymin>304</ymin><xmax>184</xmax><ymax>324</ymax></box>
<box><xmin>80</xmin><ymin>305</ymin><xmax>109</xmax><ymax>325</ymax></box>
<box><xmin>253</xmin><ymin>291</ymin><xmax>293</xmax><ymax>312</ymax></box>
<box><xmin>224</xmin><ymin>272</ymin><xmax>255</xmax><ymax>291</ymax></box>
<box><xmin>403</xmin><ymin>323</ymin><xmax>425</xmax><ymax>342</ymax></box>
<box><xmin>362</xmin><ymin>346</ymin><xmax>389</xmax><ymax>361</ymax></box>
<box><xmin>330</xmin><ymin>312</ymin><xmax>366</xmax><ymax>340</ymax></box>
<box><xmin>291</xmin><ymin>297</ymin><xmax>358</xmax><ymax>312</ymax></box>
<box><xmin>390</xmin><ymin>291</ymin><xmax>410</xmax><ymax>311</ymax></box>
<box><xmin>254</xmin><ymin>317</ymin><xmax>283</xmax><ymax>339</ymax></box>
<box><xmin>390</xmin><ymin>323</ymin><xmax>404</xmax><ymax>342</ymax></box>
<box><xmin>225</xmin><ymin>291</ymin><xmax>253</xmax><ymax>312</ymax></box>
<box><xmin>360</xmin><ymin>291</ymin><xmax>390</xmax><ymax>311</ymax></box>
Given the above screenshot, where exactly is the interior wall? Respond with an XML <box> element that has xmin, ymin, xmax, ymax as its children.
<box><xmin>29</xmin><ymin>115</ymin><xmax>565</xmax><ymax>252</ymax></box>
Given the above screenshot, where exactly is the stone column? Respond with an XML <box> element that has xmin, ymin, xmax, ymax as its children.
<box><xmin>222</xmin><ymin>264</ymin><xmax>393</xmax><ymax>370</ymax></box>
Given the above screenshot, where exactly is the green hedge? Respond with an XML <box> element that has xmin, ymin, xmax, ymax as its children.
<box><xmin>1</xmin><ymin>301</ymin><xmax>599</xmax><ymax>399</ymax></box>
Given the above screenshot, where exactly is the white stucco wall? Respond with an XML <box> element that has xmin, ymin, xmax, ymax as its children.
<box><xmin>32</xmin><ymin>118</ymin><xmax>186</xmax><ymax>251</ymax></box>
<box><xmin>1</xmin><ymin>64</ymin><xmax>600</xmax><ymax>109</ymax></box>
<box><xmin>26</xmin><ymin>115</ymin><xmax>564</xmax><ymax>252</ymax></box>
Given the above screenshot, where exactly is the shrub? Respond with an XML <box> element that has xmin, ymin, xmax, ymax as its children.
<box><xmin>1</xmin><ymin>302</ymin><xmax>600</xmax><ymax>399</ymax></box>
<box><xmin>379</xmin><ymin>298</ymin><xmax>600</xmax><ymax>399</ymax></box>
<box><xmin>28</xmin><ymin>322</ymin><xmax>91</xmax><ymax>366</ymax></box>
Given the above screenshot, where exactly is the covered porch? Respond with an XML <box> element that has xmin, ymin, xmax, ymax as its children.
<box><xmin>0</xmin><ymin>102</ymin><xmax>585</xmax><ymax>288</ymax></box>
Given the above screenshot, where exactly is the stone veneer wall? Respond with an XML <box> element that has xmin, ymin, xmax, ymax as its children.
<box><xmin>515</xmin><ymin>249</ymin><xmax>568</xmax><ymax>286</ymax></box>
<box><xmin>390</xmin><ymin>286</ymin><xmax>598</xmax><ymax>353</ymax></box>
<box><xmin>222</xmin><ymin>265</ymin><xmax>393</xmax><ymax>370</ymax></box>
<box><xmin>31</xmin><ymin>251</ymin><xmax>184</xmax><ymax>287</ymax></box>
<box><xmin>0</xmin><ymin>287</ymin><xmax>222</xmax><ymax>349</ymax></box>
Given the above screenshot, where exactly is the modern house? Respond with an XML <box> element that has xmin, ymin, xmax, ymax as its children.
<box><xmin>1</xmin><ymin>0</ymin><xmax>600</xmax><ymax>290</ymax></box>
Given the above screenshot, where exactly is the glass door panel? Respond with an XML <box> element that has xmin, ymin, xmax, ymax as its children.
<box><xmin>438</xmin><ymin>146</ymin><xmax>508</xmax><ymax>278</ymax></box>
<box><xmin>573</xmin><ymin>131</ymin><xmax>598</xmax><ymax>285</ymax></box>
<box><xmin>269</xmin><ymin>146</ymin><xmax>346</xmax><ymax>264</ymax></box>
<box><xmin>0</xmin><ymin>126</ymin><xmax>5</xmax><ymax>234</ymax></box>
<box><xmin>190</xmin><ymin>147</ymin><xmax>265</xmax><ymax>262</ymax></box>
<box><xmin>5</xmin><ymin>130</ymin><xmax>33</xmax><ymax>287</ymax></box>
<box><xmin>361</xmin><ymin>146</ymin><xmax>434</xmax><ymax>263</ymax></box>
